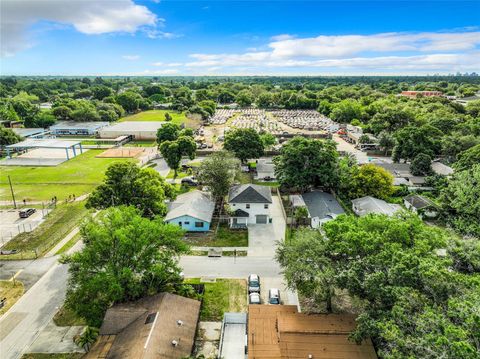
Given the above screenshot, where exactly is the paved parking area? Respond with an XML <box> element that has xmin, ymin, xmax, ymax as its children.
<box><xmin>0</xmin><ymin>209</ymin><xmax>50</xmax><ymax>247</ymax></box>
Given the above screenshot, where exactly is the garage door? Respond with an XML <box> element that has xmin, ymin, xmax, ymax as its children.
<box><xmin>256</xmin><ymin>215</ymin><xmax>268</xmax><ymax>224</ymax></box>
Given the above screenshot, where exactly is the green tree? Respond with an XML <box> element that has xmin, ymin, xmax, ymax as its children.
<box><xmin>0</xmin><ymin>126</ymin><xmax>22</xmax><ymax>146</ymax></box>
<box><xmin>116</xmin><ymin>91</ymin><xmax>142</xmax><ymax>113</ymax></box>
<box><xmin>52</xmin><ymin>105</ymin><xmax>72</xmax><ymax>121</ymax></box>
<box><xmin>235</xmin><ymin>89</ymin><xmax>254</xmax><ymax>107</ymax></box>
<box><xmin>276</xmin><ymin>228</ymin><xmax>336</xmax><ymax>312</ymax></box>
<box><xmin>224</xmin><ymin>128</ymin><xmax>264</xmax><ymax>163</ymax></box>
<box><xmin>30</xmin><ymin>111</ymin><xmax>56</xmax><ymax>128</ymax></box>
<box><xmin>273</xmin><ymin>137</ymin><xmax>338</xmax><ymax>191</ymax></box>
<box><xmin>410</xmin><ymin>153</ymin><xmax>433</xmax><ymax>175</ymax></box>
<box><xmin>92</xmin><ymin>85</ymin><xmax>113</xmax><ymax>100</ymax></box>
<box><xmin>86</xmin><ymin>162</ymin><xmax>175</xmax><ymax>217</ymax></box>
<box><xmin>329</xmin><ymin>99</ymin><xmax>364</xmax><ymax>124</ymax></box>
<box><xmin>156</xmin><ymin>122</ymin><xmax>180</xmax><ymax>144</ymax></box>
<box><xmin>440</xmin><ymin>164</ymin><xmax>480</xmax><ymax>237</ymax></box>
<box><xmin>392</xmin><ymin>125</ymin><xmax>442</xmax><ymax>162</ymax></box>
<box><xmin>63</xmin><ymin>206</ymin><xmax>188</xmax><ymax>326</ymax></box>
<box><xmin>455</xmin><ymin>144</ymin><xmax>480</xmax><ymax>171</ymax></box>
<box><xmin>259</xmin><ymin>132</ymin><xmax>277</xmax><ymax>149</ymax></box>
<box><xmin>0</xmin><ymin>102</ymin><xmax>20</xmax><ymax>123</ymax></box>
<box><xmin>347</xmin><ymin>163</ymin><xmax>394</xmax><ymax>200</ymax></box>
<box><xmin>197</xmin><ymin>151</ymin><xmax>240</xmax><ymax>201</ymax></box>
<box><xmin>165</xmin><ymin>112</ymin><xmax>173</xmax><ymax>121</ymax></box>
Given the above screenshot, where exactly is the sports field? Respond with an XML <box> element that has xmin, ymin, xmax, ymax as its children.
<box><xmin>0</xmin><ymin>150</ymin><xmax>133</xmax><ymax>202</ymax></box>
<box><xmin>120</xmin><ymin>110</ymin><xmax>187</xmax><ymax>124</ymax></box>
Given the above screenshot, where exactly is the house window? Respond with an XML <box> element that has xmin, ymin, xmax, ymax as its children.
<box><xmin>195</xmin><ymin>222</ymin><xmax>204</xmax><ymax>228</ymax></box>
<box><xmin>184</xmin><ymin>221</ymin><xmax>190</xmax><ymax>225</ymax></box>
<box><xmin>246</xmin><ymin>204</ymin><xmax>250</xmax><ymax>209</ymax></box>
<box><xmin>264</xmin><ymin>204</ymin><xmax>269</xmax><ymax>209</ymax></box>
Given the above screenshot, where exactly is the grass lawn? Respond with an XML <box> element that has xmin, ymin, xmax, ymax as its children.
<box><xmin>120</xmin><ymin>110</ymin><xmax>186</xmax><ymax>124</ymax></box>
<box><xmin>22</xmin><ymin>354</ymin><xmax>83</xmax><ymax>359</ymax></box>
<box><xmin>166</xmin><ymin>168</ymin><xmax>193</xmax><ymax>179</ymax></box>
<box><xmin>0</xmin><ymin>280</ymin><xmax>24</xmax><ymax>315</ymax></box>
<box><xmin>236</xmin><ymin>172</ymin><xmax>252</xmax><ymax>184</ymax></box>
<box><xmin>253</xmin><ymin>180</ymin><xmax>279</xmax><ymax>187</ymax></box>
<box><xmin>128</xmin><ymin>140</ymin><xmax>157</xmax><ymax>147</ymax></box>
<box><xmin>0</xmin><ymin>150</ymin><xmax>133</xmax><ymax>202</ymax></box>
<box><xmin>183</xmin><ymin>223</ymin><xmax>248</xmax><ymax>247</ymax></box>
<box><xmin>185</xmin><ymin>279</ymin><xmax>247</xmax><ymax>321</ymax></box>
<box><xmin>53</xmin><ymin>305</ymin><xmax>86</xmax><ymax>327</ymax></box>
<box><xmin>55</xmin><ymin>232</ymin><xmax>81</xmax><ymax>255</ymax></box>
<box><xmin>1</xmin><ymin>202</ymin><xmax>91</xmax><ymax>259</ymax></box>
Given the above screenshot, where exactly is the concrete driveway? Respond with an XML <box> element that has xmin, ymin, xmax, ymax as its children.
<box><xmin>247</xmin><ymin>195</ymin><xmax>285</xmax><ymax>257</ymax></box>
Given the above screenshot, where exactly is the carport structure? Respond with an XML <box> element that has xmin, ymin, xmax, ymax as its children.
<box><xmin>5</xmin><ymin>138</ymin><xmax>83</xmax><ymax>160</ymax></box>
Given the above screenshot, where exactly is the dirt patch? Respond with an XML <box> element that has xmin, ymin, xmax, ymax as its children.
<box><xmin>95</xmin><ymin>147</ymin><xmax>145</xmax><ymax>158</ymax></box>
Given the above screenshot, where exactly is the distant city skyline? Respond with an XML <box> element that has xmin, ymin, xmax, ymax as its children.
<box><xmin>1</xmin><ymin>0</ymin><xmax>479</xmax><ymax>75</ymax></box>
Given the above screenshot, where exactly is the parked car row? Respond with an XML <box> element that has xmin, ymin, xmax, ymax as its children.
<box><xmin>247</xmin><ymin>274</ymin><xmax>281</xmax><ymax>305</ymax></box>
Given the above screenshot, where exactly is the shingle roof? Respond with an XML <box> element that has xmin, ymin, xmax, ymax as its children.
<box><xmin>228</xmin><ymin>184</ymin><xmax>272</xmax><ymax>204</ymax></box>
<box><xmin>404</xmin><ymin>194</ymin><xmax>435</xmax><ymax>209</ymax></box>
<box><xmin>302</xmin><ymin>190</ymin><xmax>344</xmax><ymax>220</ymax></box>
<box><xmin>86</xmin><ymin>293</ymin><xmax>201</xmax><ymax>359</ymax></box>
<box><xmin>352</xmin><ymin>196</ymin><xmax>402</xmax><ymax>216</ymax></box>
<box><xmin>165</xmin><ymin>190</ymin><xmax>214</xmax><ymax>223</ymax></box>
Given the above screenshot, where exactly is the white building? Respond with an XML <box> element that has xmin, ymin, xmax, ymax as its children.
<box><xmin>228</xmin><ymin>184</ymin><xmax>272</xmax><ymax>227</ymax></box>
<box><xmin>99</xmin><ymin>121</ymin><xmax>164</xmax><ymax>140</ymax></box>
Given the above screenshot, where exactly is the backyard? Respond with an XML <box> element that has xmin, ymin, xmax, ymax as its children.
<box><xmin>185</xmin><ymin>279</ymin><xmax>247</xmax><ymax>321</ymax></box>
<box><xmin>0</xmin><ymin>150</ymin><xmax>133</xmax><ymax>202</ymax></box>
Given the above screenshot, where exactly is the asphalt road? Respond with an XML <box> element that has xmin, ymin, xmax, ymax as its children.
<box><xmin>0</xmin><ymin>262</ymin><xmax>68</xmax><ymax>359</ymax></box>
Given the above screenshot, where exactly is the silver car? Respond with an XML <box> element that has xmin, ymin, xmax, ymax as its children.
<box><xmin>249</xmin><ymin>292</ymin><xmax>261</xmax><ymax>304</ymax></box>
<box><xmin>248</xmin><ymin>274</ymin><xmax>260</xmax><ymax>293</ymax></box>
<box><xmin>268</xmin><ymin>288</ymin><xmax>280</xmax><ymax>305</ymax></box>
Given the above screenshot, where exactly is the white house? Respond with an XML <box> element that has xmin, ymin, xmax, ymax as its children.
<box><xmin>228</xmin><ymin>184</ymin><xmax>272</xmax><ymax>227</ymax></box>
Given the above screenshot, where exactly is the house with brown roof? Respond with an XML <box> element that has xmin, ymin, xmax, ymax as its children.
<box><xmin>248</xmin><ymin>305</ymin><xmax>377</xmax><ymax>359</ymax></box>
<box><xmin>85</xmin><ymin>293</ymin><xmax>200</xmax><ymax>359</ymax></box>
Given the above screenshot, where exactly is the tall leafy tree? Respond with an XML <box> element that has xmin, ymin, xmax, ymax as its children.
<box><xmin>347</xmin><ymin>163</ymin><xmax>394</xmax><ymax>200</ymax></box>
<box><xmin>224</xmin><ymin>128</ymin><xmax>264</xmax><ymax>163</ymax></box>
<box><xmin>197</xmin><ymin>151</ymin><xmax>240</xmax><ymax>201</ymax></box>
<box><xmin>410</xmin><ymin>153</ymin><xmax>433</xmax><ymax>175</ymax></box>
<box><xmin>440</xmin><ymin>164</ymin><xmax>480</xmax><ymax>237</ymax></box>
<box><xmin>455</xmin><ymin>144</ymin><xmax>480</xmax><ymax>171</ymax></box>
<box><xmin>273</xmin><ymin>136</ymin><xmax>338</xmax><ymax>191</ymax></box>
<box><xmin>156</xmin><ymin>122</ymin><xmax>180</xmax><ymax>144</ymax></box>
<box><xmin>393</xmin><ymin>125</ymin><xmax>442</xmax><ymax>162</ymax></box>
<box><xmin>63</xmin><ymin>206</ymin><xmax>188</xmax><ymax>326</ymax></box>
<box><xmin>86</xmin><ymin>162</ymin><xmax>175</xmax><ymax>217</ymax></box>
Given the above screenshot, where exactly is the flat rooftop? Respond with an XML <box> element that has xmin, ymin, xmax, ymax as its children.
<box><xmin>50</xmin><ymin>121</ymin><xmax>109</xmax><ymax>129</ymax></box>
<box><xmin>11</xmin><ymin>128</ymin><xmax>47</xmax><ymax>137</ymax></box>
<box><xmin>6</xmin><ymin>138</ymin><xmax>81</xmax><ymax>149</ymax></box>
<box><xmin>101</xmin><ymin>121</ymin><xmax>165</xmax><ymax>132</ymax></box>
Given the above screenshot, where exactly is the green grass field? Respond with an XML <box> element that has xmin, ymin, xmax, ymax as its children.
<box><xmin>0</xmin><ymin>150</ymin><xmax>133</xmax><ymax>202</ymax></box>
<box><xmin>120</xmin><ymin>110</ymin><xmax>187</xmax><ymax>124</ymax></box>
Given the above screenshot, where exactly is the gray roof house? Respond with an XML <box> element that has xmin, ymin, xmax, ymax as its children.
<box><xmin>352</xmin><ymin>196</ymin><xmax>402</xmax><ymax>217</ymax></box>
<box><xmin>404</xmin><ymin>194</ymin><xmax>438</xmax><ymax>218</ymax></box>
<box><xmin>228</xmin><ymin>184</ymin><xmax>272</xmax><ymax>204</ymax></box>
<box><xmin>165</xmin><ymin>191</ymin><xmax>215</xmax><ymax>232</ymax></box>
<box><xmin>228</xmin><ymin>184</ymin><xmax>272</xmax><ymax>227</ymax></box>
<box><xmin>302</xmin><ymin>191</ymin><xmax>345</xmax><ymax>228</ymax></box>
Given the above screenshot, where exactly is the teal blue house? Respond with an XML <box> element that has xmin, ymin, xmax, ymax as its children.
<box><xmin>165</xmin><ymin>191</ymin><xmax>214</xmax><ymax>232</ymax></box>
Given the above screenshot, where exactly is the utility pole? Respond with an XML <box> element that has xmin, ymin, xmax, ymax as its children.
<box><xmin>8</xmin><ymin>175</ymin><xmax>17</xmax><ymax>209</ymax></box>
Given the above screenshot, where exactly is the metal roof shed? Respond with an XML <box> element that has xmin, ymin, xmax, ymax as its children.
<box><xmin>5</xmin><ymin>138</ymin><xmax>83</xmax><ymax>160</ymax></box>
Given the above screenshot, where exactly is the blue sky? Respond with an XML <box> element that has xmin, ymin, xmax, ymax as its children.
<box><xmin>1</xmin><ymin>0</ymin><xmax>479</xmax><ymax>75</ymax></box>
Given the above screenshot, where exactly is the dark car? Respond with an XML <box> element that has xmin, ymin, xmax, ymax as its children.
<box><xmin>19</xmin><ymin>208</ymin><xmax>36</xmax><ymax>218</ymax></box>
<box><xmin>263</xmin><ymin>176</ymin><xmax>273</xmax><ymax>181</ymax></box>
<box><xmin>181</xmin><ymin>176</ymin><xmax>198</xmax><ymax>186</ymax></box>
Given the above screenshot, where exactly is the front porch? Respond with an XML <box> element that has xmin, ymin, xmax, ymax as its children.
<box><xmin>229</xmin><ymin>209</ymin><xmax>249</xmax><ymax>228</ymax></box>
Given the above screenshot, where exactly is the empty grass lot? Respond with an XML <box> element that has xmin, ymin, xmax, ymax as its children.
<box><xmin>183</xmin><ymin>223</ymin><xmax>248</xmax><ymax>247</ymax></box>
<box><xmin>53</xmin><ymin>305</ymin><xmax>86</xmax><ymax>327</ymax></box>
<box><xmin>21</xmin><ymin>354</ymin><xmax>83</xmax><ymax>359</ymax></box>
<box><xmin>185</xmin><ymin>279</ymin><xmax>247</xmax><ymax>321</ymax></box>
<box><xmin>120</xmin><ymin>110</ymin><xmax>186</xmax><ymax>124</ymax></box>
<box><xmin>0</xmin><ymin>150</ymin><xmax>133</xmax><ymax>202</ymax></box>
<box><xmin>1</xmin><ymin>201</ymin><xmax>91</xmax><ymax>259</ymax></box>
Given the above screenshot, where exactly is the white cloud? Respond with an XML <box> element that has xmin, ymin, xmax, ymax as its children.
<box><xmin>166</xmin><ymin>62</ymin><xmax>183</xmax><ymax>67</ymax></box>
<box><xmin>1</xmin><ymin>0</ymin><xmax>157</xmax><ymax>57</ymax></box>
<box><xmin>270</xmin><ymin>34</ymin><xmax>295</xmax><ymax>41</ymax></box>
<box><xmin>185</xmin><ymin>30</ymin><xmax>480</xmax><ymax>73</ymax></box>
<box><xmin>145</xmin><ymin>30</ymin><xmax>182</xmax><ymax>39</ymax></box>
<box><xmin>152</xmin><ymin>61</ymin><xmax>163</xmax><ymax>66</ymax></box>
<box><xmin>268</xmin><ymin>31</ymin><xmax>480</xmax><ymax>59</ymax></box>
<box><xmin>143</xmin><ymin>68</ymin><xmax>180</xmax><ymax>75</ymax></box>
<box><xmin>123</xmin><ymin>55</ymin><xmax>140</xmax><ymax>60</ymax></box>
